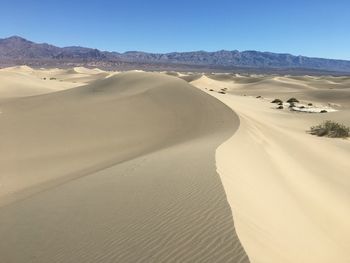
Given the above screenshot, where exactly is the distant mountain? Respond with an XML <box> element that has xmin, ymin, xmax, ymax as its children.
<box><xmin>1</xmin><ymin>35</ymin><xmax>350</xmax><ymax>73</ymax></box>
<box><xmin>0</xmin><ymin>36</ymin><xmax>106</xmax><ymax>60</ymax></box>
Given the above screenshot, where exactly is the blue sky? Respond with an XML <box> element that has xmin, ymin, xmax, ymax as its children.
<box><xmin>1</xmin><ymin>0</ymin><xmax>349</xmax><ymax>59</ymax></box>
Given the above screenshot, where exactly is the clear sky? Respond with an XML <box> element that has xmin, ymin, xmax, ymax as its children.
<box><xmin>1</xmin><ymin>0</ymin><xmax>349</xmax><ymax>59</ymax></box>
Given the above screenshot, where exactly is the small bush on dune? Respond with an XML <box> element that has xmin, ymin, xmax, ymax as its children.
<box><xmin>310</xmin><ymin>120</ymin><xmax>350</xmax><ymax>138</ymax></box>
<box><xmin>271</xmin><ymin>99</ymin><xmax>283</xmax><ymax>104</ymax></box>
<box><xmin>287</xmin><ymin>97</ymin><xmax>299</xmax><ymax>103</ymax></box>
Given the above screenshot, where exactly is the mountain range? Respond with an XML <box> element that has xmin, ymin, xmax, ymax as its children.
<box><xmin>1</xmin><ymin>36</ymin><xmax>350</xmax><ymax>74</ymax></box>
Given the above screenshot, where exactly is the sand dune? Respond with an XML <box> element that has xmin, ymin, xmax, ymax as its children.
<box><xmin>2</xmin><ymin>67</ymin><xmax>349</xmax><ymax>263</ymax></box>
<box><xmin>73</xmin><ymin>66</ymin><xmax>106</xmax><ymax>74</ymax></box>
<box><xmin>0</xmin><ymin>66</ymin><xmax>78</xmax><ymax>98</ymax></box>
<box><xmin>192</xmin><ymin>75</ymin><xmax>350</xmax><ymax>263</ymax></box>
<box><xmin>0</xmin><ymin>66</ymin><xmax>110</xmax><ymax>98</ymax></box>
<box><xmin>203</xmin><ymin>74</ymin><xmax>350</xmax><ymax>106</ymax></box>
<box><xmin>0</xmin><ymin>71</ymin><xmax>248</xmax><ymax>262</ymax></box>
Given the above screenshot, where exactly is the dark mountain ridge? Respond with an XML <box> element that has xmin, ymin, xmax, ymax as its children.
<box><xmin>1</xmin><ymin>36</ymin><xmax>350</xmax><ymax>74</ymax></box>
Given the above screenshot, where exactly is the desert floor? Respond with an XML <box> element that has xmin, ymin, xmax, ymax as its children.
<box><xmin>0</xmin><ymin>67</ymin><xmax>349</xmax><ymax>262</ymax></box>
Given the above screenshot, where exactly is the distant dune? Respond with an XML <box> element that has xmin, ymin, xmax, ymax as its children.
<box><xmin>0</xmin><ymin>66</ymin><xmax>78</xmax><ymax>98</ymax></box>
<box><xmin>0</xmin><ymin>65</ymin><xmax>110</xmax><ymax>98</ymax></box>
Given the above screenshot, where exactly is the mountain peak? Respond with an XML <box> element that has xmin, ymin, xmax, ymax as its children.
<box><xmin>5</xmin><ymin>35</ymin><xmax>31</xmax><ymax>42</ymax></box>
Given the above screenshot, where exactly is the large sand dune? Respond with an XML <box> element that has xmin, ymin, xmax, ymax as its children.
<box><xmin>0</xmin><ymin>71</ymin><xmax>248</xmax><ymax>262</ymax></box>
<box><xmin>192</xmin><ymin>75</ymin><xmax>350</xmax><ymax>263</ymax></box>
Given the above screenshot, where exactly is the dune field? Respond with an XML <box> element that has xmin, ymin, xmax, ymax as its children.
<box><xmin>0</xmin><ymin>66</ymin><xmax>349</xmax><ymax>263</ymax></box>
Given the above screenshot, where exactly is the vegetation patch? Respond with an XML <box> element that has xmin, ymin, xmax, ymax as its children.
<box><xmin>309</xmin><ymin>121</ymin><xmax>350</xmax><ymax>138</ymax></box>
<box><xmin>271</xmin><ymin>98</ymin><xmax>283</xmax><ymax>104</ymax></box>
<box><xmin>287</xmin><ymin>97</ymin><xmax>299</xmax><ymax>103</ymax></box>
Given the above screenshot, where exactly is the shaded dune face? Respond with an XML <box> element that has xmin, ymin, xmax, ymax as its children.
<box><xmin>179</xmin><ymin>74</ymin><xmax>202</xmax><ymax>82</ymax></box>
<box><xmin>0</xmin><ymin>72</ymin><xmax>249</xmax><ymax>262</ymax></box>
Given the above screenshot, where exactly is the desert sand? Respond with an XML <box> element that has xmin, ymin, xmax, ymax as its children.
<box><xmin>1</xmin><ymin>66</ymin><xmax>349</xmax><ymax>263</ymax></box>
<box><xmin>192</xmin><ymin>74</ymin><xmax>350</xmax><ymax>263</ymax></box>
<box><xmin>0</xmin><ymin>68</ymin><xmax>248</xmax><ymax>262</ymax></box>
<box><xmin>0</xmin><ymin>66</ymin><xmax>110</xmax><ymax>98</ymax></box>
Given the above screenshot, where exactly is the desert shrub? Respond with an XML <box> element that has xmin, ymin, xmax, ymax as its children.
<box><xmin>278</xmin><ymin>102</ymin><xmax>283</xmax><ymax>105</ymax></box>
<box><xmin>218</xmin><ymin>91</ymin><xmax>226</xmax><ymax>94</ymax></box>
<box><xmin>308</xmin><ymin>103</ymin><xmax>313</xmax><ymax>106</ymax></box>
<box><xmin>271</xmin><ymin>99</ymin><xmax>283</xmax><ymax>104</ymax></box>
<box><xmin>299</xmin><ymin>106</ymin><xmax>305</xmax><ymax>109</ymax></box>
<box><xmin>287</xmin><ymin>97</ymin><xmax>299</xmax><ymax>103</ymax></box>
<box><xmin>310</xmin><ymin>120</ymin><xmax>350</xmax><ymax>138</ymax></box>
<box><xmin>320</xmin><ymin>110</ymin><xmax>328</xmax><ymax>113</ymax></box>
<box><xmin>256</xmin><ymin>95</ymin><xmax>262</xmax><ymax>98</ymax></box>
<box><xmin>209</xmin><ymin>89</ymin><xmax>214</xmax><ymax>91</ymax></box>
<box><xmin>277</xmin><ymin>105</ymin><xmax>283</xmax><ymax>109</ymax></box>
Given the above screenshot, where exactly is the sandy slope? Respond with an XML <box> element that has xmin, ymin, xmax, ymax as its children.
<box><xmin>192</xmin><ymin>75</ymin><xmax>350</xmax><ymax>263</ymax></box>
<box><xmin>0</xmin><ymin>71</ymin><xmax>248</xmax><ymax>262</ymax></box>
<box><xmin>0</xmin><ymin>66</ymin><xmax>110</xmax><ymax>98</ymax></box>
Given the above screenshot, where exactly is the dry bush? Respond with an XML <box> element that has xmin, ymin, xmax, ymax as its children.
<box><xmin>271</xmin><ymin>99</ymin><xmax>283</xmax><ymax>104</ymax></box>
<box><xmin>310</xmin><ymin>121</ymin><xmax>350</xmax><ymax>138</ymax></box>
<box><xmin>287</xmin><ymin>97</ymin><xmax>299</xmax><ymax>103</ymax></box>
